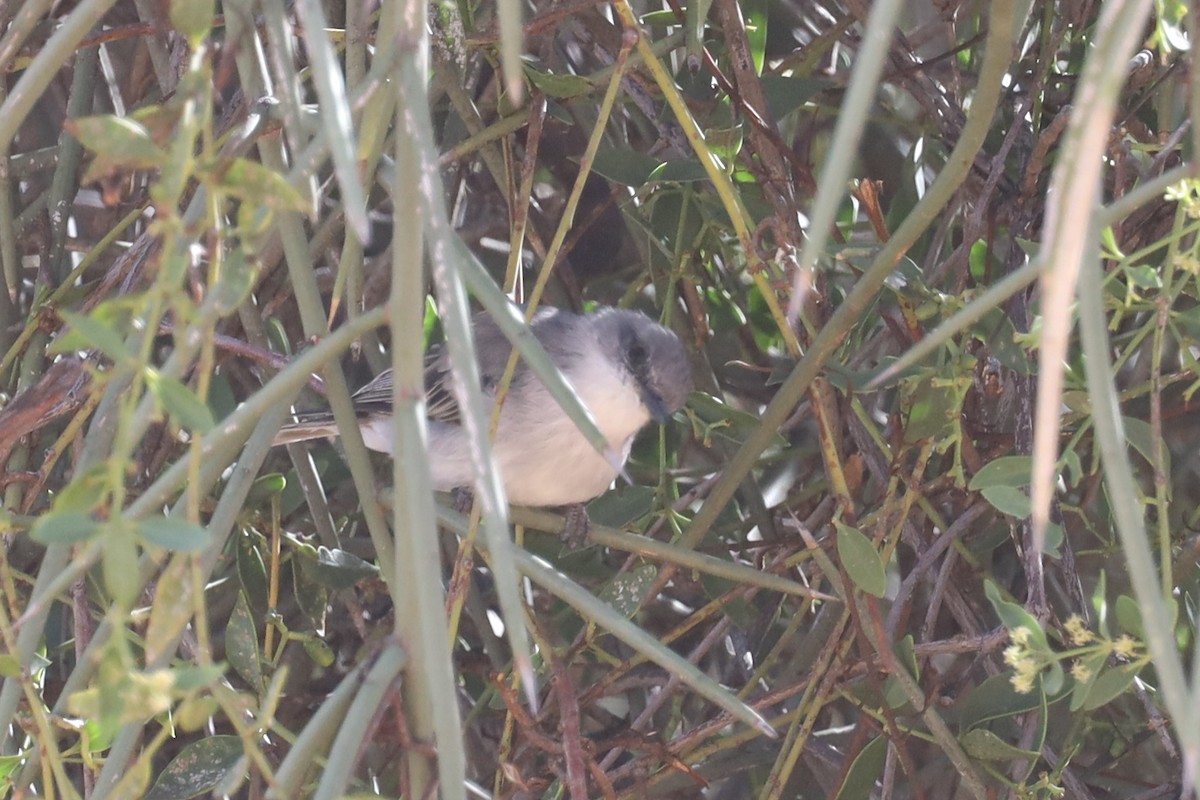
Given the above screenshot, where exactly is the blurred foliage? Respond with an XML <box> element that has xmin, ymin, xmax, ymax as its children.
<box><xmin>0</xmin><ymin>0</ymin><xmax>1198</xmax><ymax>798</ymax></box>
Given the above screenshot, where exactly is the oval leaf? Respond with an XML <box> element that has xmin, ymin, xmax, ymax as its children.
<box><xmin>66</xmin><ymin>115</ymin><xmax>165</xmax><ymax>173</ymax></box>
<box><xmin>138</xmin><ymin>517</ymin><xmax>210</xmax><ymax>552</ymax></box>
<box><xmin>980</xmin><ymin>485</ymin><xmax>1031</xmax><ymax>519</ymax></box>
<box><xmin>31</xmin><ymin>512</ymin><xmax>99</xmax><ymax>545</ymax></box>
<box><xmin>836</xmin><ymin>522</ymin><xmax>887</xmax><ymax>598</ymax></box>
<box><xmin>591</xmin><ymin>146</ymin><xmax>662</xmax><ymax>187</ymax></box>
<box><xmin>984</xmin><ymin>581</ymin><xmax>1047</xmax><ymax>649</ymax></box>
<box><xmin>213</xmin><ymin>158</ymin><xmax>308</xmax><ymax>212</ymax></box>
<box><xmin>169</xmin><ymin>0</ymin><xmax>214</xmax><ymax>45</ymax></box>
<box><xmin>226</xmin><ymin>592</ymin><xmax>264</xmax><ymax>693</ymax></box>
<box><xmin>57</xmin><ymin>310</ymin><xmax>132</xmax><ymax>363</ymax></box>
<box><xmin>960</xmin><ymin>728</ymin><xmax>1040</xmax><ymax>762</ymax></box>
<box><xmin>103</xmin><ymin>525</ymin><xmax>141</xmax><ymax>607</ymax></box>
<box><xmin>524</xmin><ymin>66</ymin><xmax>592</xmax><ymax>98</ymax></box>
<box><xmin>0</xmin><ymin>654</ymin><xmax>22</xmax><ymax>678</ymax></box>
<box><xmin>834</xmin><ymin>735</ymin><xmax>887</xmax><ymax>800</ymax></box>
<box><xmin>969</xmin><ymin>455</ymin><xmax>1033</xmax><ymax>490</ymax></box>
<box><xmin>303</xmin><ymin>546</ymin><xmax>379</xmax><ymax>590</ymax></box>
<box><xmin>147</xmin><ymin>371</ymin><xmax>215</xmax><ymax>433</ymax></box>
<box><xmin>146</xmin><ymin>555</ymin><xmax>196</xmax><ymax>664</ymax></box>
<box><xmin>1122</xmin><ymin>416</ymin><xmax>1169</xmax><ymax>475</ymax></box>
<box><xmin>144</xmin><ymin>735</ymin><xmax>244</xmax><ymax>800</ymax></box>
<box><xmin>1115</xmin><ymin>594</ymin><xmax>1145</xmax><ymax>639</ymax></box>
<box><xmin>959</xmin><ymin>672</ymin><xmax>1044</xmax><ymax>732</ymax></box>
<box><xmin>1080</xmin><ymin>664</ymin><xmax>1140</xmax><ymax>711</ymax></box>
<box><xmin>598</xmin><ymin>564</ymin><xmax>657</xmax><ymax>619</ymax></box>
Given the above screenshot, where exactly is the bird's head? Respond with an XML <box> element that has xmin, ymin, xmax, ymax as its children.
<box><xmin>605</xmin><ymin>310</ymin><xmax>693</xmax><ymax>424</ymax></box>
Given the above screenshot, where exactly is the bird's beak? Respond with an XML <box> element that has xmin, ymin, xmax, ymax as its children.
<box><xmin>642</xmin><ymin>388</ymin><xmax>672</xmax><ymax>424</ymax></box>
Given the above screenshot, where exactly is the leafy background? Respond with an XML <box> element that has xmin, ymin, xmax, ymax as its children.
<box><xmin>0</xmin><ymin>0</ymin><xmax>1196</xmax><ymax>798</ymax></box>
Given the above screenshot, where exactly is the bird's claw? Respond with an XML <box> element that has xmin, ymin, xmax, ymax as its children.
<box><xmin>561</xmin><ymin>504</ymin><xmax>592</xmax><ymax>548</ymax></box>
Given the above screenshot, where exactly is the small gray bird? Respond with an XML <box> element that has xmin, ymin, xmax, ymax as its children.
<box><xmin>274</xmin><ymin>307</ymin><xmax>692</xmax><ymax>528</ymax></box>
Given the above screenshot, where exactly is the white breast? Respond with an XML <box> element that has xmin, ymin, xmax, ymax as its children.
<box><xmin>493</xmin><ymin>345</ymin><xmax>649</xmax><ymax>506</ymax></box>
<box><xmin>410</xmin><ymin>336</ymin><xmax>652</xmax><ymax>507</ymax></box>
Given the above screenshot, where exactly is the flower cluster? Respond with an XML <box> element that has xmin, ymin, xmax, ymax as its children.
<box><xmin>1003</xmin><ymin>626</ymin><xmax>1044</xmax><ymax>694</ymax></box>
<box><xmin>1004</xmin><ymin>615</ymin><xmax>1145</xmax><ymax>695</ymax></box>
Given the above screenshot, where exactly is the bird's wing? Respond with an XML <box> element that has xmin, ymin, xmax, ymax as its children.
<box><xmin>343</xmin><ymin>353</ymin><xmax>462</xmax><ymax>424</ymax></box>
<box><xmin>352</xmin><ymin>308</ymin><xmax>552</xmax><ymax>425</ymax></box>
<box><xmin>348</xmin><ymin>369</ymin><xmax>394</xmax><ymax>414</ymax></box>
<box><xmin>423</xmin><ymin>310</ymin><xmax>528</xmax><ymax>424</ymax></box>
<box><xmin>423</xmin><ymin>345</ymin><xmax>461</xmax><ymax>424</ymax></box>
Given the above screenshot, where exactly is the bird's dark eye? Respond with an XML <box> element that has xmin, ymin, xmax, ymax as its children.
<box><xmin>627</xmin><ymin>342</ymin><xmax>648</xmax><ymax>366</ymax></box>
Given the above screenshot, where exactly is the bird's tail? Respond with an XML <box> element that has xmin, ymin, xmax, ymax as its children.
<box><xmin>272</xmin><ymin>414</ymin><xmax>341</xmax><ymax>446</ymax></box>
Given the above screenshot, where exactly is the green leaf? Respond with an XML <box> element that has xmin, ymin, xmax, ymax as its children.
<box><xmin>226</xmin><ymin>592</ymin><xmax>264</xmax><ymax>693</ymax></box>
<box><xmin>760</xmin><ymin>76</ymin><xmax>832</xmax><ymax>120</ymax></box>
<box><xmin>169</xmin><ymin>0</ymin><xmax>214</xmax><ymax>46</ymax></box>
<box><xmin>30</xmin><ymin>512</ymin><xmax>99</xmax><ymax>545</ymax></box>
<box><xmin>212</xmin><ymin>249</ymin><xmax>259</xmax><ymax>314</ymax></box>
<box><xmin>706</xmin><ymin>122</ymin><xmax>744</xmax><ymax>165</ymax></box>
<box><xmin>170</xmin><ymin>664</ymin><xmax>224</xmax><ymax>693</ymax></box>
<box><xmin>301</xmin><ymin>636</ymin><xmax>336</xmax><ymax>668</ymax></box>
<box><xmin>641</xmin><ymin>9</ymin><xmax>679</xmax><ymax>26</ymax></box>
<box><xmin>687</xmin><ymin>392</ymin><xmax>787</xmax><ymax>447</ymax></box>
<box><xmin>146</xmin><ymin>555</ymin><xmax>196</xmax><ymax>664</ymax></box>
<box><xmin>836</xmin><ymin>522</ymin><xmax>887</xmax><ymax>598</ymax></box>
<box><xmin>1124</xmin><ymin>264</ymin><xmax>1162</xmax><ymax>289</ymax></box>
<box><xmin>245</xmin><ymin>473</ymin><xmax>287</xmax><ymax>505</ymax></box>
<box><xmin>598</xmin><ymin>564</ymin><xmax>657</xmax><ymax>619</ymax></box>
<box><xmin>969</xmin><ymin>238</ymin><xmax>989</xmax><ymax>281</ymax></box>
<box><xmin>303</xmin><ymin>546</ymin><xmax>379</xmax><ymax>590</ymax></box>
<box><xmin>130</xmin><ymin>102</ymin><xmax>185</xmax><ymax>147</ymax></box>
<box><xmin>56</xmin><ymin>310</ymin><xmax>132</xmax><ymax>363</ymax></box>
<box><xmin>144</xmin><ymin>735</ymin><xmax>244</xmax><ymax>800</ymax></box>
<box><xmin>1157</xmin><ymin>0</ymin><xmax>1190</xmax><ymax>50</ymax></box>
<box><xmin>146</xmin><ymin>371</ymin><xmax>215</xmax><ymax>433</ymax></box>
<box><xmin>884</xmin><ymin>635</ymin><xmax>919</xmax><ymax>709</ymax></box>
<box><xmin>1068</xmin><ymin>650</ymin><xmax>1109</xmax><ymax>712</ymax></box>
<box><xmin>1039</xmin><ymin>521</ymin><xmax>1063</xmax><ymax>558</ymax></box>
<box><xmin>175</xmin><ymin>695</ymin><xmax>220</xmax><ymax>733</ymax></box>
<box><xmin>959</xmin><ymin>672</ymin><xmax>1044</xmax><ymax>732</ymax></box>
<box><xmin>969</xmin><ymin>455</ymin><xmax>1033</xmax><ymax>490</ymax></box>
<box><xmin>743</xmin><ymin>0</ymin><xmax>768</xmax><ymax>74</ymax></box>
<box><xmin>587</xmin><ymin>486</ymin><xmax>656</xmax><ymax>528</ymax></box>
<box><xmin>979</xmin><ymin>485</ymin><xmax>1031</xmax><ymax>519</ymax></box>
<box><xmin>66</xmin><ymin>115</ymin><xmax>165</xmax><ymax>179</ymax></box>
<box><xmin>0</xmin><ymin>754</ymin><xmax>24</xmax><ymax>783</ymax></box>
<box><xmin>834</xmin><ymin>736</ymin><xmax>887</xmax><ymax>799</ymax></box>
<box><xmin>235</xmin><ymin>534</ymin><xmax>269</xmax><ymax>614</ymax></box>
<box><xmin>590</xmin><ymin>147</ymin><xmax>663</xmax><ymax>187</ymax></box>
<box><xmin>1042</xmin><ymin>660</ymin><xmax>1065</xmax><ymax>695</ymax></box>
<box><xmin>138</xmin><ymin>518</ymin><xmax>210</xmax><ymax>552</ymax></box>
<box><xmin>1079</xmin><ymin>664</ymin><xmax>1140</xmax><ymax>710</ymax></box>
<box><xmin>1115</xmin><ymin>594</ymin><xmax>1145</xmax><ymax>639</ymax></box>
<box><xmin>291</xmin><ymin>559</ymin><xmax>328</xmax><ymax>629</ymax></box>
<box><xmin>103</xmin><ymin>523</ymin><xmax>141</xmax><ymax>607</ymax></box>
<box><xmin>68</xmin><ymin>667</ymin><xmax>176</xmax><ymax>727</ymax></box>
<box><xmin>212</xmin><ymin>158</ymin><xmax>308</xmax><ymax>212</ymax></box>
<box><xmin>903</xmin><ymin>380</ymin><xmax>959</xmax><ymax>442</ymax></box>
<box><xmin>984</xmin><ymin>581</ymin><xmax>1045</xmax><ymax>646</ymax></box>
<box><xmin>524</xmin><ymin>65</ymin><xmax>592</xmax><ymax>98</ymax></box>
<box><xmin>960</xmin><ymin>728</ymin><xmax>1040</xmax><ymax>762</ymax></box>
<box><xmin>1122</xmin><ymin>416</ymin><xmax>1168</xmax><ymax>474</ymax></box>
<box><xmin>984</xmin><ymin>581</ymin><xmax>1064</xmax><ymax>693</ymax></box>
<box><xmin>0</xmin><ymin>654</ymin><xmax>21</xmax><ymax>678</ymax></box>
<box><xmin>1092</xmin><ymin>570</ymin><xmax>1109</xmax><ymax>638</ymax></box>
<box><xmin>976</xmin><ymin>308</ymin><xmax>1034</xmax><ymax>374</ymax></box>
<box><xmin>51</xmin><ymin>465</ymin><xmax>110</xmax><ymax>514</ymax></box>
<box><xmin>651</xmin><ymin>160</ymin><xmax>712</xmax><ymax>182</ymax></box>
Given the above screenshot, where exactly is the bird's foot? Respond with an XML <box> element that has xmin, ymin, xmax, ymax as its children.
<box><xmin>452</xmin><ymin>487</ymin><xmax>475</xmax><ymax>515</ymax></box>
<box><xmin>561</xmin><ymin>504</ymin><xmax>592</xmax><ymax>549</ymax></box>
